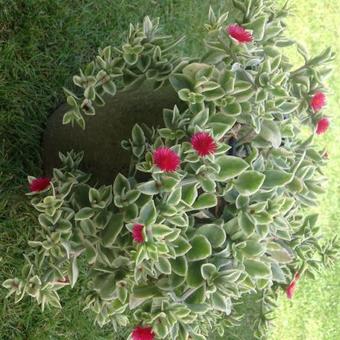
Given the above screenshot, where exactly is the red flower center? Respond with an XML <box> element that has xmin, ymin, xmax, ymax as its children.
<box><xmin>132</xmin><ymin>224</ymin><xmax>145</xmax><ymax>244</ymax></box>
<box><xmin>191</xmin><ymin>132</ymin><xmax>217</xmax><ymax>157</ymax></box>
<box><xmin>132</xmin><ymin>326</ymin><xmax>155</xmax><ymax>340</ymax></box>
<box><xmin>153</xmin><ymin>147</ymin><xmax>180</xmax><ymax>172</ymax></box>
<box><xmin>227</xmin><ymin>24</ymin><xmax>253</xmax><ymax>43</ymax></box>
<box><xmin>29</xmin><ymin>177</ymin><xmax>51</xmax><ymax>192</ymax></box>
<box><xmin>310</xmin><ymin>92</ymin><xmax>326</xmax><ymax>112</ymax></box>
<box><xmin>316</xmin><ymin>117</ymin><xmax>330</xmax><ymax>135</ymax></box>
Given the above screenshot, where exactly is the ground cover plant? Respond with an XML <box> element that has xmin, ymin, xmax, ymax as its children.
<box><xmin>1</xmin><ymin>1</ymin><xmax>339</xmax><ymax>339</ymax></box>
<box><xmin>0</xmin><ymin>1</ymin><xmax>223</xmax><ymax>339</ymax></box>
<box><xmin>270</xmin><ymin>1</ymin><xmax>340</xmax><ymax>339</ymax></box>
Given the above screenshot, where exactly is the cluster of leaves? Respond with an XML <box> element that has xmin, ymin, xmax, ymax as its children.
<box><xmin>3</xmin><ymin>1</ymin><xmax>339</xmax><ymax>339</ymax></box>
<box><xmin>62</xmin><ymin>16</ymin><xmax>186</xmax><ymax>129</ymax></box>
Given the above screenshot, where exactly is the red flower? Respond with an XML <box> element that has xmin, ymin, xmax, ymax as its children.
<box><xmin>191</xmin><ymin>132</ymin><xmax>217</xmax><ymax>157</ymax></box>
<box><xmin>286</xmin><ymin>280</ymin><xmax>297</xmax><ymax>299</ymax></box>
<box><xmin>132</xmin><ymin>224</ymin><xmax>145</xmax><ymax>244</ymax></box>
<box><xmin>29</xmin><ymin>177</ymin><xmax>51</xmax><ymax>192</ymax></box>
<box><xmin>153</xmin><ymin>147</ymin><xmax>180</xmax><ymax>172</ymax></box>
<box><xmin>132</xmin><ymin>326</ymin><xmax>154</xmax><ymax>340</ymax></box>
<box><xmin>286</xmin><ymin>272</ymin><xmax>300</xmax><ymax>299</ymax></box>
<box><xmin>310</xmin><ymin>92</ymin><xmax>326</xmax><ymax>112</ymax></box>
<box><xmin>227</xmin><ymin>24</ymin><xmax>253</xmax><ymax>43</ymax></box>
<box><xmin>316</xmin><ymin>117</ymin><xmax>330</xmax><ymax>135</ymax></box>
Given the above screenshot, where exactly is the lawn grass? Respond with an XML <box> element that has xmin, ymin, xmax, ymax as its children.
<box><xmin>270</xmin><ymin>1</ymin><xmax>340</xmax><ymax>339</ymax></box>
<box><xmin>0</xmin><ymin>0</ymin><xmax>339</xmax><ymax>339</ymax></box>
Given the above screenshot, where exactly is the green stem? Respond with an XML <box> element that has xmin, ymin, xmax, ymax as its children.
<box><xmin>180</xmin><ymin>287</ymin><xmax>199</xmax><ymax>301</ymax></box>
<box><xmin>128</xmin><ymin>156</ymin><xmax>137</xmax><ymax>177</ymax></box>
<box><xmin>291</xmin><ymin>63</ymin><xmax>309</xmax><ymax>76</ymax></box>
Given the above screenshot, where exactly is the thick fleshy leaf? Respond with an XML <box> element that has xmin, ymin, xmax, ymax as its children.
<box><xmin>224</xmin><ymin>102</ymin><xmax>242</xmax><ymax>115</ymax></box>
<box><xmin>117</xmin><ymin>286</ymin><xmax>128</xmax><ymax>304</ymax></box>
<box><xmin>239</xmin><ymin>240</ymin><xmax>265</xmax><ymax>257</ymax></box>
<box><xmin>211</xmin><ymin>292</ymin><xmax>231</xmax><ymax>314</ymax></box>
<box><xmin>171</xmin><ymin>256</ymin><xmax>188</xmax><ymax>277</ymax></box>
<box><xmin>124</xmin><ymin>203</ymin><xmax>138</xmax><ymax>221</ymax></box>
<box><xmin>187</xmin><ymin>235</ymin><xmax>212</xmax><ymax>261</ymax></box>
<box><xmin>113</xmin><ymin>173</ymin><xmax>130</xmax><ymax>196</ymax></box>
<box><xmin>153</xmin><ymin>318</ymin><xmax>169</xmax><ymax>338</ymax></box>
<box><xmin>102</xmin><ymin>81</ymin><xmax>117</xmax><ymax>96</ymax></box>
<box><xmin>187</xmin><ymin>303</ymin><xmax>210</xmax><ymax>314</ymax></box>
<box><xmin>70</xmin><ymin>257</ymin><xmax>79</xmax><ymax>288</ymax></box>
<box><xmin>244</xmin><ymin>16</ymin><xmax>267</xmax><ymax>40</ymax></box>
<box><xmin>93</xmin><ymin>273</ymin><xmax>116</xmax><ymax>299</ymax></box>
<box><xmin>160</xmin><ymin>174</ymin><xmax>180</xmax><ymax>192</ymax></box>
<box><xmin>269</xmin><ymin>249</ymin><xmax>292</xmax><ymax>263</ymax></box>
<box><xmin>138</xmin><ymin>180</ymin><xmax>159</xmax><ymax>195</ymax></box>
<box><xmin>192</xmin><ymin>193</ymin><xmax>217</xmax><ymax>210</ymax></box>
<box><xmin>271</xmin><ymin>262</ymin><xmax>288</xmax><ymax>283</ymax></box>
<box><xmin>238</xmin><ymin>212</ymin><xmax>256</xmax><ymax>236</ymax></box>
<box><xmin>185</xmin><ymin>285</ymin><xmax>206</xmax><ymax>304</ymax></box>
<box><xmin>263</xmin><ymin>170</ymin><xmax>293</xmax><ymax>188</ymax></box>
<box><xmin>186</xmin><ymin>261</ymin><xmax>204</xmax><ymax>287</ymax></box>
<box><xmin>267</xmin><ymin>242</ymin><xmax>292</xmax><ymax>263</ymax></box>
<box><xmin>252</xmin><ymin>211</ymin><xmax>272</xmax><ymax>224</ymax></box>
<box><xmin>258</xmin><ymin>120</ymin><xmax>281</xmax><ymax>148</ymax></box>
<box><xmin>209</xmin><ymin>114</ymin><xmax>236</xmax><ymax>138</ymax></box>
<box><xmin>167</xmin><ymin>187</ymin><xmax>182</xmax><ymax>205</ymax></box>
<box><xmin>195</xmin><ymin>224</ymin><xmax>226</xmax><ymax>248</ymax></box>
<box><xmin>140</xmin><ymin>200</ymin><xmax>157</xmax><ymax>225</ymax></box>
<box><xmin>244</xmin><ymin>259</ymin><xmax>271</xmax><ymax>278</ymax></box>
<box><xmin>287</xmin><ymin>177</ymin><xmax>304</xmax><ymax>193</ymax></box>
<box><xmin>202</xmin><ymin>86</ymin><xmax>225</xmax><ymax>101</ymax></box>
<box><xmin>236</xmin><ymin>195</ymin><xmax>249</xmax><ymax>209</ymax></box>
<box><xmin>74</xmin><ymin>207</ymin><xmax>94</xmax><ymax>221</ymax></box>
<box><xmin>200</xmin><ymin>177</ymin><xmax>216</xmax><ymax>193</ymax></box>
<box><xmin>181</xmin><ymin>184</ymin><xmax>198</xmax><ymax>206</ymax></box>
<box><xmin>172</xmin><ymin>236</ymin><xmax>192</xmax><ymax>256</ymax></box>
<box><xmin>131</xmin><ymin>124</ymin><xmax>145</xmax><ymax>145</ymax></box>
<box><xmin>234</xmin><ymin>171</ymin><xmax>265</xmax><ymax>195</ymax></box>
<box><xmin>133</xmin><ymin>285</ymin><xmax>161</xmax><ymax>298</ymax></box>
<box><xmin>201</xmin><ymin>263</ymin><xmax>217</xmax><ymax>280</ymax></box>
<box><xmin>167</xmin><ymin>213</ymin><xmax>188</xmax><ymax>227</ymax></box>
<box><xmin>100</xmin><ymin>214</ymin><xmax>124</xmax><ymax>246</ymax></box>
<box><xmin>169</xmin><ymin>73</ymin><xmax>193</xmax><ymax>91</ymax></box>
<box><xmin>169</xmin><ymin>273</ymin><xmax>186</xmax><ymax>289</ymax></box>
<box><xmin>156</xmin><ymin>257</ymin><xmax>172</xmax><ymax>274</ymax></box>
<box><xmin>215</xmin><ymin>156</ymin><xmax>249</xmax><ymax>181</ymax></box>
<box><xmin>152</xmin><ymin>224</ymin><xmax>174</xmax><ymax>238</ymax></box>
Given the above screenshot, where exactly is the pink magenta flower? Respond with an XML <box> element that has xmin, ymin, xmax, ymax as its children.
<box><xmin>227</xmin><ymin>24</ymin><xmax>253</xmax><ymax>43</ymax></box>
<box><xmin>29</xmin><ymin>177</ymin><xmax>51</xmax><ymax>192</ymax></box>
<box><xmin>153</xmin><ymin>147</ymin><xmax>180</xmax><ymax>172</ymax></box>
<box><xmin>316</xmin><ymin>117</ymin><xmax>330</xmax><ymax>135</ymax></box>
<box><xmin>132</xmin><ymin>326</ymin><xmax>155</xmax><ymax>340</ymax></box>
<box><xmin>132</xmin><ymin>224</ymin><xmax>145</xmax><ymax>244</ymax></box>
<box><xmin>286</xmin><ymin>272</ymin><xmax>300</xmax><ymax>299</ymax></box>
<box><xmin>310</xmin><ymin>92</ymin><xmax>326</xmax><ymax>112</ymax></box>
<box><xmin>191</xmin><ymin>132</ymin><xmax>217</xmax><ymax>157</ymax></box>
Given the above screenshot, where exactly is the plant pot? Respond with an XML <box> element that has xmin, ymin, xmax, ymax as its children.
<box><xmin>43</xmin><ymin>82</ymin><xmax>182</xmax><ymax>184</ymax></box>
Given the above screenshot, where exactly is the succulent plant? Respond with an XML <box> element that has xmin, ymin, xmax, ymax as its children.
<box><xmin>4</xmin><ymin>1</ymin><xmax>339</xmax><ymax>339</ymax></box>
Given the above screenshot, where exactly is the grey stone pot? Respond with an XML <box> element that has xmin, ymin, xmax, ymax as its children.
<box><xmin>43</xmin><ymin>83</ymin><xmax>182</xmax><ymax>184</ymax></box>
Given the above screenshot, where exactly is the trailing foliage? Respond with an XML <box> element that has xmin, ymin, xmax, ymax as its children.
<box><xmin>3</xmin><ymin>1</ymin><xmax>339</xmax><ymax>339</ymax></box>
